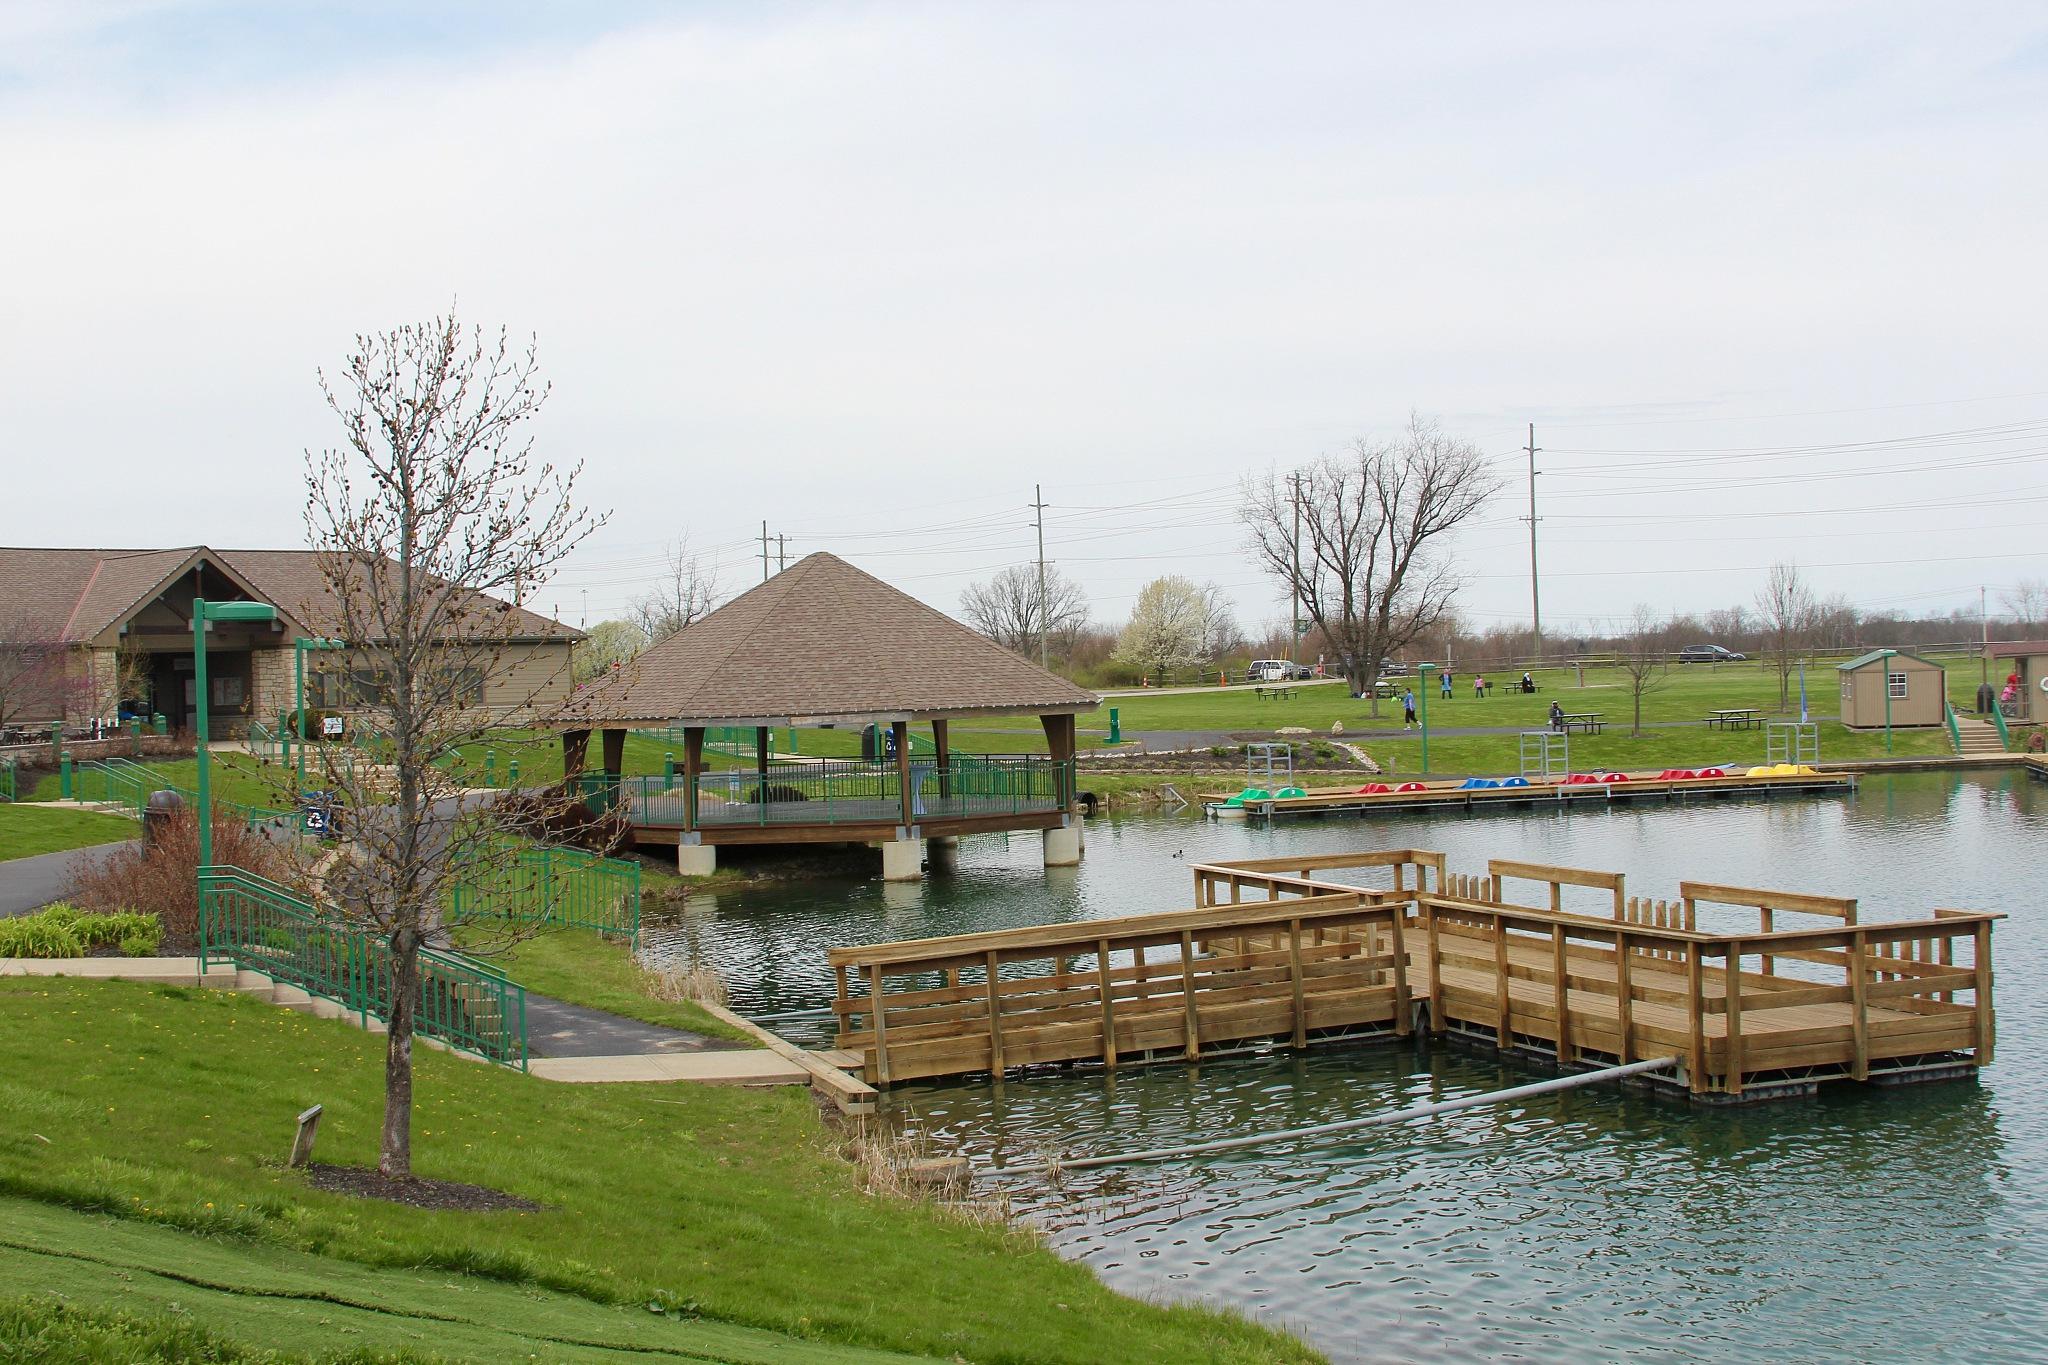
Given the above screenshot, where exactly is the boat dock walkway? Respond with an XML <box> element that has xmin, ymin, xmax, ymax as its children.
<box><xmin>826</xmin><ymin>849</ymin><xmax>1996</xmax><ymax>1102</ymax></box>
<box><xmin>1202</xmin><ymin>769</ymin><xmax>1854</xmax><ymax>820</ymax></box>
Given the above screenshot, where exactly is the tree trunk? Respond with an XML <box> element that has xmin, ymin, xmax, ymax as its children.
<box><xmin>379</xmin><ymin>927</ymin><xmax>418</xmax><ymax>1179</ymax></box>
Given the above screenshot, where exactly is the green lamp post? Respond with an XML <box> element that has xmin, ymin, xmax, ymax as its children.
<box><xmin>294</xmin><ymin>636</ymin><xmax>346</xmax><ymax>793</ymax></box>
<box><xmin>1416</xmin><ymin>664</ymin><xmax>1436</xmax><ymax>773</ymax></box>
<box><xmin>192</xmin><ymin>599</ymin><xmax>279</xmax><ymax>872</ymax></box>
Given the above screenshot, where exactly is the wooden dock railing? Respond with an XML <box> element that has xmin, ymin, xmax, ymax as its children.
<box><xmin>827</xmin><ymin>849</ymin><xmax>1997</xmax><ymax>1098</ymax></box>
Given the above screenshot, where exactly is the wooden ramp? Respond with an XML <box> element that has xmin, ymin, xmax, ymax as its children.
<box><xmin>827</xmin><ymin>850</ymin><xmax>1997</xmax><ymax>1100</ymax></box>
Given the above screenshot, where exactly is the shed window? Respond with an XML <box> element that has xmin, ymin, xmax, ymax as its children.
<box><xmin>1887</xmin><ymin>671</ymin><xmax>1909</xmax><ymax>699</ymax></box>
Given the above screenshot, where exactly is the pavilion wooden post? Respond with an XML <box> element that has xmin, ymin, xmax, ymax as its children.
<box><xmin>892</xmin><ymin>720</ymin><xmax>913</xmax><ymax>829</ymax></box>
<box><xmin>1039</xmin><ymin>713</ymin><xmax>1077</xmax><ymax>810</ymax></box>
<box><xmin>562</xmin><ymin>729</ymin><xmax>590</xmax><ymax>780</ymax></box>
<box><xmin>599</xmin><ymin>728</ymin><xmax>627</xmax><ymax>812</ymax></box>
<box><xmin>682</xmin><ymin>726</ymin><xmax>703</xmax><ymax>833</ymax></box>
<box><xmin>755</xmin><ymin>726</ymin><xmax>770</xmax><ymax>785</ymax></box>
<box><xmin>932</xmin><ymin>718</ymin><xmax>951</xmax><ymax>798</ymax></box>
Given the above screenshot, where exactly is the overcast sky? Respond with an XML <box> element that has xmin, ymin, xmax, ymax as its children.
<box><xmin>4</xmin><ymin>1</ymin><xmax>2045</xmax><ymax>641</ymax></box>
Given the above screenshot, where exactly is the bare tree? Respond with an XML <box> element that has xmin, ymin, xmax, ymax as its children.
<box><xmin>959</xmin><ymin>564</ymin><xmax>1089</xmax><ymax>662</ymax></box>
<box><xmin>627</xmin><ymin>537</ymin><xmax>720</xmax><ymax>643</ymax></box>
<box><xmin>1617</xmin><ymin>603</ymin><xmax>1669</xmax><ymax>737</ymax></box>
<box><xmin>0</xmin><ymin>612</ymin><xmax>89</xmax><ymax>732</ymax></box>
<box><xmin>1706</xmin><ymin>604</ymin><xmax>1751</xmax><ymax>646</ymax></box>
<box><xmin>2002</xmin><ymin>577</ymin><xmax>2048</xmax><ymax>634</ymax></box>
<box><xmin>1113</xmin><ymin>575</ymin><xmax>1211</xmax><ymax>682</ymax></box>
<box><xmin>1199</xmin><ymin>583</ymin><xmax>1244</xmax><ymax>663</ymax></box>
<box><xmin>1753</xmin><ymin>562</ymin><xmax>1817</xmax><ymax>709</ymax></box>
<box><xmin>1242</xmin><ymin>415</ymin><xmax>1498</xmax><ymax>713</ymax></box>
<box><xmin>303</xmin><ymin>310</ymin><xmax>604</xmax><ymax>1180</ymax></box>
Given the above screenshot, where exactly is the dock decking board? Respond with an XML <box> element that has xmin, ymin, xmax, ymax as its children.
<box><xmin>828</xmin><ymin>849</ymin><xmax>1997</xmax><ymax>1098</ymax></box>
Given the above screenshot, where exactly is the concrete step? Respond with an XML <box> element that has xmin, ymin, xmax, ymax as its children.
<box><xmin>270</xmin><ymin>984</ymin><xmax>320</xmax><ymax>1014</ymax></box>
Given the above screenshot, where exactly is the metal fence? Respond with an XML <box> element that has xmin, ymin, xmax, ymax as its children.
<box><xmin>70</xmin><ymin>758</ymin><xmax>295</xmax><ymax>831</ymax></box>
<box><xmin>580</xmin><ymin>754</ymin><xmax>1071</xmax><ymax>828</ymax></box>
<box><xmin>0</xmin><ymin>760</ymin><xmax>14</xmax><ymax>803</ymax></box>
<box><xmin>199</xmin><ymin>864</ymin><xmax>527</xmax><ymax>1069</ymax></box>
<box><xmin>452</xmin><ymin>840</ymin><xmax>640</xmax><ymax>944</ymax></box>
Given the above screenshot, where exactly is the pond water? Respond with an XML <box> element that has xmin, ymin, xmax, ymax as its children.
<box><xmin>639</xmin><ymin>773</ymin><xmax>2044</xmax><ymax>1364</ymax></box>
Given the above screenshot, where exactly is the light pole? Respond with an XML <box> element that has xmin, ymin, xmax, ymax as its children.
<box><xmin>1881</xmin><ymin>648</ymin><xmax>1896</xmax><ymax>756</ymax></box>
<box><xmin>1417</xmin><ymin>664</ymin><xmax>1436</xmax><ymax>774</ymax></box>
<box><xmin>294</xmin><ymin>636</ymin><xmax>345</xmax><ymax>794</ymax></box>
<box><xmin>192</xmin><ymin>599</ymin><xmax>279</xmax><ymax>872</ymax></box>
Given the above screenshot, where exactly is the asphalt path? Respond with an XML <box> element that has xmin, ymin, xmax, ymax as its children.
<box><xmin>0</xmin><ymin>843</ymin><xmax>132</xmax><ymax>917</ymax></box>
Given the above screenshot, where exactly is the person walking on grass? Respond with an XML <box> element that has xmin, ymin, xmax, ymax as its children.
<box><xmin>1473</xmin><ymin>673</ymin><xmax>1487</xmax><ymax>699</ymax></box>
<box><xmin>1440</xmin><ymin>670</ymin><xmax>1453</xmax><ymax>701</ymax></box>
<box><xmin>1402</xmin><ymin>687</ymin><xmax>1418</xmax><ymax>730</ymax></box>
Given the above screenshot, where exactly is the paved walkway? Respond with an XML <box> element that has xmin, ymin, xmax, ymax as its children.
<box><xmin>524</xmin><ymin>992</ymin><xmax>743</xmax><ymax>1058</ymax></box>
<box><xmin>0</xmin><ymin>843</ymin><xmax>133</xmax><ymax>917</ymax></box>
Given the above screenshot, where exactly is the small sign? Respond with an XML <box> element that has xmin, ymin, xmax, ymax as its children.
<box><xmin>321</xmin><ymin>715</ymin><xmax>344</xmax><ymax>738</ymax></box>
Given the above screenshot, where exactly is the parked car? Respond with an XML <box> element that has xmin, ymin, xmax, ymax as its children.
<box><xmin>1378</xmin><ymin>659</ymin><xmax>1410</xmax><ymax>676</ymax></box>
<box><xmin>1247</xmin><ymin>659</ymin><xmax>1313</xmax><ymax>682</ymax></box>
<box><xmin>1679</xmin><ymin>643</ymin><xmax>1748</xmax><ymax>663</ymax></box>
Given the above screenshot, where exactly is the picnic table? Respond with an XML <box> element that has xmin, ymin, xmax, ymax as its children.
<box><xmin>1254</xmin><ymin>685</ymin><xmax>1299</xmax><ymax>701</ymax></box>
<box><xmin>1560</xmin><ymin>712</ymin><xmax>1605</xmax><ymax>735</ymax></box>
<box><xmin>1705</xmin><ymin>708</ymin><xmax>1763</xmax><ymax>730</ymax></box>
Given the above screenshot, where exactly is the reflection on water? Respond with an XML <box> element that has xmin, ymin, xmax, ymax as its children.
<box><xmin>639</xmin><ymin>772</ymin><xmax>2045</xmax><ymax>1363</ymax></box>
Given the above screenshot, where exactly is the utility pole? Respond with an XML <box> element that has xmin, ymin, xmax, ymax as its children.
<box><xmin>1981</xmin><ymin>585</ymin><xmax>1989</xmax><ymax>686</ymax></box>
<box><xmin>1031</xmin><ymin>484</ymin><xmax>1050</xmax><ymax>670</ymax></box>
<box><xmin>1288</xmin><ymin>472</ymin><xmax>1303</xmax><ymax>669</ymax></box>
<box><xmin>777</xmin><ymin>534</ymin><xmax>787</xmax><ymax>573</ymax></box>
<box><xmin>760</xmin><ymin>521</ymin><xmax>770</xmax><ymax>583</ymax></box>
<box><xmin>1525</xmin><ymin>423</ymin><xmax>1542</xmax><ymax>665</ymax></box>
<box><xmin>580</xmin><ymin>589</ymin><xmax>588</xmax><ymax>628</ymax></box>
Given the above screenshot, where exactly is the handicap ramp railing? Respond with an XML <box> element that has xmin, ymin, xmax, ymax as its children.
<box><xmin>199</xmin><ymin>865</ymin><xmax>527</xmax><ymax>1070</ymax></box>
<box><xmin>451</xmin><ymin>839</ymin><xmax>640</xmax><ymax>945</ymax></box>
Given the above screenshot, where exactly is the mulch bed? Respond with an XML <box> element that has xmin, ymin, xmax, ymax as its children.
<box><xmin>304</xmin><ymin>1163</ymin><xmax>541</xmax><ymax>1213</ymax></box>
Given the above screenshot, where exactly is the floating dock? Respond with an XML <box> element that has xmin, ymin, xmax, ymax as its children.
<box><xmin>826</xmin><ymin>848</ymin><xmax>1995</xmax><ymax>1102</ymax></box>
<box><xmin>1200</xmin><ymin>768</ymin><xmax>1854</xmax><ymax>820</ymax></box>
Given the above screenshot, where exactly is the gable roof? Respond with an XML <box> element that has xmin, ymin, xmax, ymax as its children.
<box><xmin>1835</xmin><ymin>648</ymin><xmax>1942</xmax><ymax>672</ymax></box>
<box><xmin>562</xmin><ymin>552</ymin><xmax>1099</xmax><ymax>726</ymax></box>
<box><xmin>0</xmin><ymin>546</ymin><xmax>575</xmax><ymax>645</ymax></box>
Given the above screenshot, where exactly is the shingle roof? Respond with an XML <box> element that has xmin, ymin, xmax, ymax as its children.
<box><xmin>562</xmin><ymin>552</ymin><xmax>1100</xmax><ymax>726</ymax></box>
<box><xmin>1835</xmin><ymin>648</ymin><xmax>1942</xmax><ymax>671</ymax></box>
<box><xmin>0</xmin><ymin>546</ymin><xmax>574</xmax><ymax>644</ymax></box>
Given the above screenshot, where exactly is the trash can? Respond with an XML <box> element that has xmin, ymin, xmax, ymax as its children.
<box><xmin>143</xmin><ymin>789</ymin><xmax>184</xmax><ymax>847</ymax></box>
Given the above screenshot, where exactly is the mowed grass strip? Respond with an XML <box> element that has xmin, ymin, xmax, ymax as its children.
<box><xmin>0</xmin><ymin>1197</ymin><xmax>921</xmax><ymax>1363</ymax></box>
<box><xmin>458</xmin><ymin>925</ymin><xmax>751</xmax><ymax>1044</ymax></box>
<box><xmin>0</xmin><ymin>977</ymin><xmax>1317</xmax><ymax>1365</ymax></box>
<box><xmin>0</xmin><ymin>803</ymin><xmax>138</xmax><ymax>861</ymax></box>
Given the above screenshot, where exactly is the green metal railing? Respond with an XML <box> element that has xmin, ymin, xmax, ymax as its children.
<box><xmin>577</xmin><ymin>755</ymin><xmax>1072</xmax><ymax>828</ymax></box>
<box><xmin>72</xmin><ymin>758</ymin><xmax>295</xmax><ymax>830</ymax></box>
<box><xmin>0</xmin><ymin>760</ymin><xmax>15</xmax><ymax>803</ymax></box>
<box><xmin>452</xmin><ymin>840</ymin><xmax>640</xmax><ymax>944</ymax></box>
<box><xmin>1945</xmin><ymin>703</ymin><xmax>1963</xmax><ymax>754</ymax></box>
<box><xmin>199</xmin><ymin>865</ymin><xmax>527</xmax><ymax>1069</ymax></box>
<box><xmin>1989</xmin><ymin>701</ymin><xmax>2013</xmax><ymax>750</ymax></box>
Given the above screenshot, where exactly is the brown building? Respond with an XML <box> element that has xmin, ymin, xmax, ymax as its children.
<box><xmin>0</xmin><ymin>546</ymin><xmax>578</xmax><ymax>739</ymax></box>
<box><xmin>1835</xmin><ymin>649</ymin><xmax>1946</xmax><ymax>730</ymax></box>
<box><xmin>1986</xmin><ymin>641</ymin><xmax>2048</xmax><ymax>721</ymax></box>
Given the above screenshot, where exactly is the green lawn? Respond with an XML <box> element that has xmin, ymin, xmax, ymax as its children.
<box><xmin>0</xmin><ymin>803</ymin><xmax>138</xmax><ymax>861</ymax></box>
<box><xmin>0</xmin><ymin>1197</ymin><xmax>917</xmax><ymax>1363</ymax></box>
<box><xmin>0</xmin><ymin>977</ymin><xmax>1314</xmax><ymax>1365</ymax></box>
<box><xmin>455</xmin><ymin>924</ymin><xmax>751</xmax><ymax>1045</ymax></box>
<box><xmin>24</xmin><ymin>750</ymin><xmax>289</xmax><ymax>811</ymax></box>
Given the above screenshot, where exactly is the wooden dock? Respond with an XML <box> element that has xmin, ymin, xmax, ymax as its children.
<box><xmin>1201</xmin><ymin>769</ymin><xmax>1854</xmax><ymax>820</ymax></box>
<box><xmin>827</xmin><ymin>848</ymin><xmax>1996</xmax><ymax>1100</ymax></box>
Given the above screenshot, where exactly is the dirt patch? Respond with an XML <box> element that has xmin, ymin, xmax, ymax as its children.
<box><xmin>304</xmin><ymin>1163</ymin><xmax>541</xmax><ymax>1213</ymax></box>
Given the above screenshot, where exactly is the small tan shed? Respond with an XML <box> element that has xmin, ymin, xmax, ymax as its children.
<box><xmin>1836</xmin><ymin>649</ymin><xmax>1945</xmax><ymax>730</ymax></box>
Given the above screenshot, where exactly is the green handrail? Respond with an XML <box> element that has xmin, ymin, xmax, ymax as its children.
<box><xmin>74</xmin><ymin>758</ymin><xmax>295</xmax><ymax>830</ymax></box>
<box><xmin>199</xmin><ymin>865</ymin><xmax>526</xmax><ymax>1069</ymax></box>
<box><xmin>1945</xmin><ymin>703</ymin><xmax>1962</xmax><ymax>754</ymax></box>
<box><xmin>0</xmin><ymin>759</ymin><xmax>14</xmax><ymax>803</ymax></box>
<box><xmin>1990</xmin><ymin>701</ymin><xmax>2013</xmax><ymax>750</ymax></box>
<box><xmin>452</xmin><ymin>839</ymin><xmax>640</xmax><ymax>945</ymax></box>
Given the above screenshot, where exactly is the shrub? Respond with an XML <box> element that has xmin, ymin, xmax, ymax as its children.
<box><xmin>63</xmin><ymin>805</ymin><xmax>297</xmax><ymax>946</ymax></box>
<box><xmin>0</xmin><ymin>914</ymin><xmax>84</xmax><ymax>958</ymax></box>
<box><xmin>119</xmin><ymin>931</ymin><xmax>160</xmax><ymax>957</ymax></box>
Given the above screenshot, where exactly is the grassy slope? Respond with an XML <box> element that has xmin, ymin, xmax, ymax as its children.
<box><xmin>24</xmin><ymin>751</ymin><xmax>286</xmax><ymax>810</ymax></box>
<box><xmin>0</xmin><ymin>1197</ymin><xmax>918</xmax><ymax>1363</ymax></box>
<box><xmin>0</xmin><ymin>804</ymin><xmax>138</xmax><ymax>861</ymax></box>
<box><xmin>0</xmin><ymin>977</ymin><xmax>1315</xmax><ymax>1365</ymax></box>
<box><xmin>457</xmin><ymin>925</ymin><xmax>751</xmax><ymax>1044</ymax></box>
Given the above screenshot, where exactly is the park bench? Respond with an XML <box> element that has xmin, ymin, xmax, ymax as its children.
<box><xmin>1705</xmin><ymin>708</ymin><xmax>1762</xmax><ymax>730</ymax></box>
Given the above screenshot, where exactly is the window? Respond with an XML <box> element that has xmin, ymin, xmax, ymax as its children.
<box><xmin>210</xmin><ymin>674</ymin><xmax>245</xmax><ymax>708</ymax></box>
<box><xmin>1887</xmin><ymin>671</ymin><xmax>1909</xmax><ymax>699</ymax></box>
<box><xmin>309</xmin><ymin>669</ymin><xmax>347</xmax><ymax>710</ymax></box>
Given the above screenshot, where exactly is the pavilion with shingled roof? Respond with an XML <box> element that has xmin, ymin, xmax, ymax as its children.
<box><xmin>552</xmin><ymin>553</ymin><xmax>1100</xmax><ymax>879</ymax></box>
